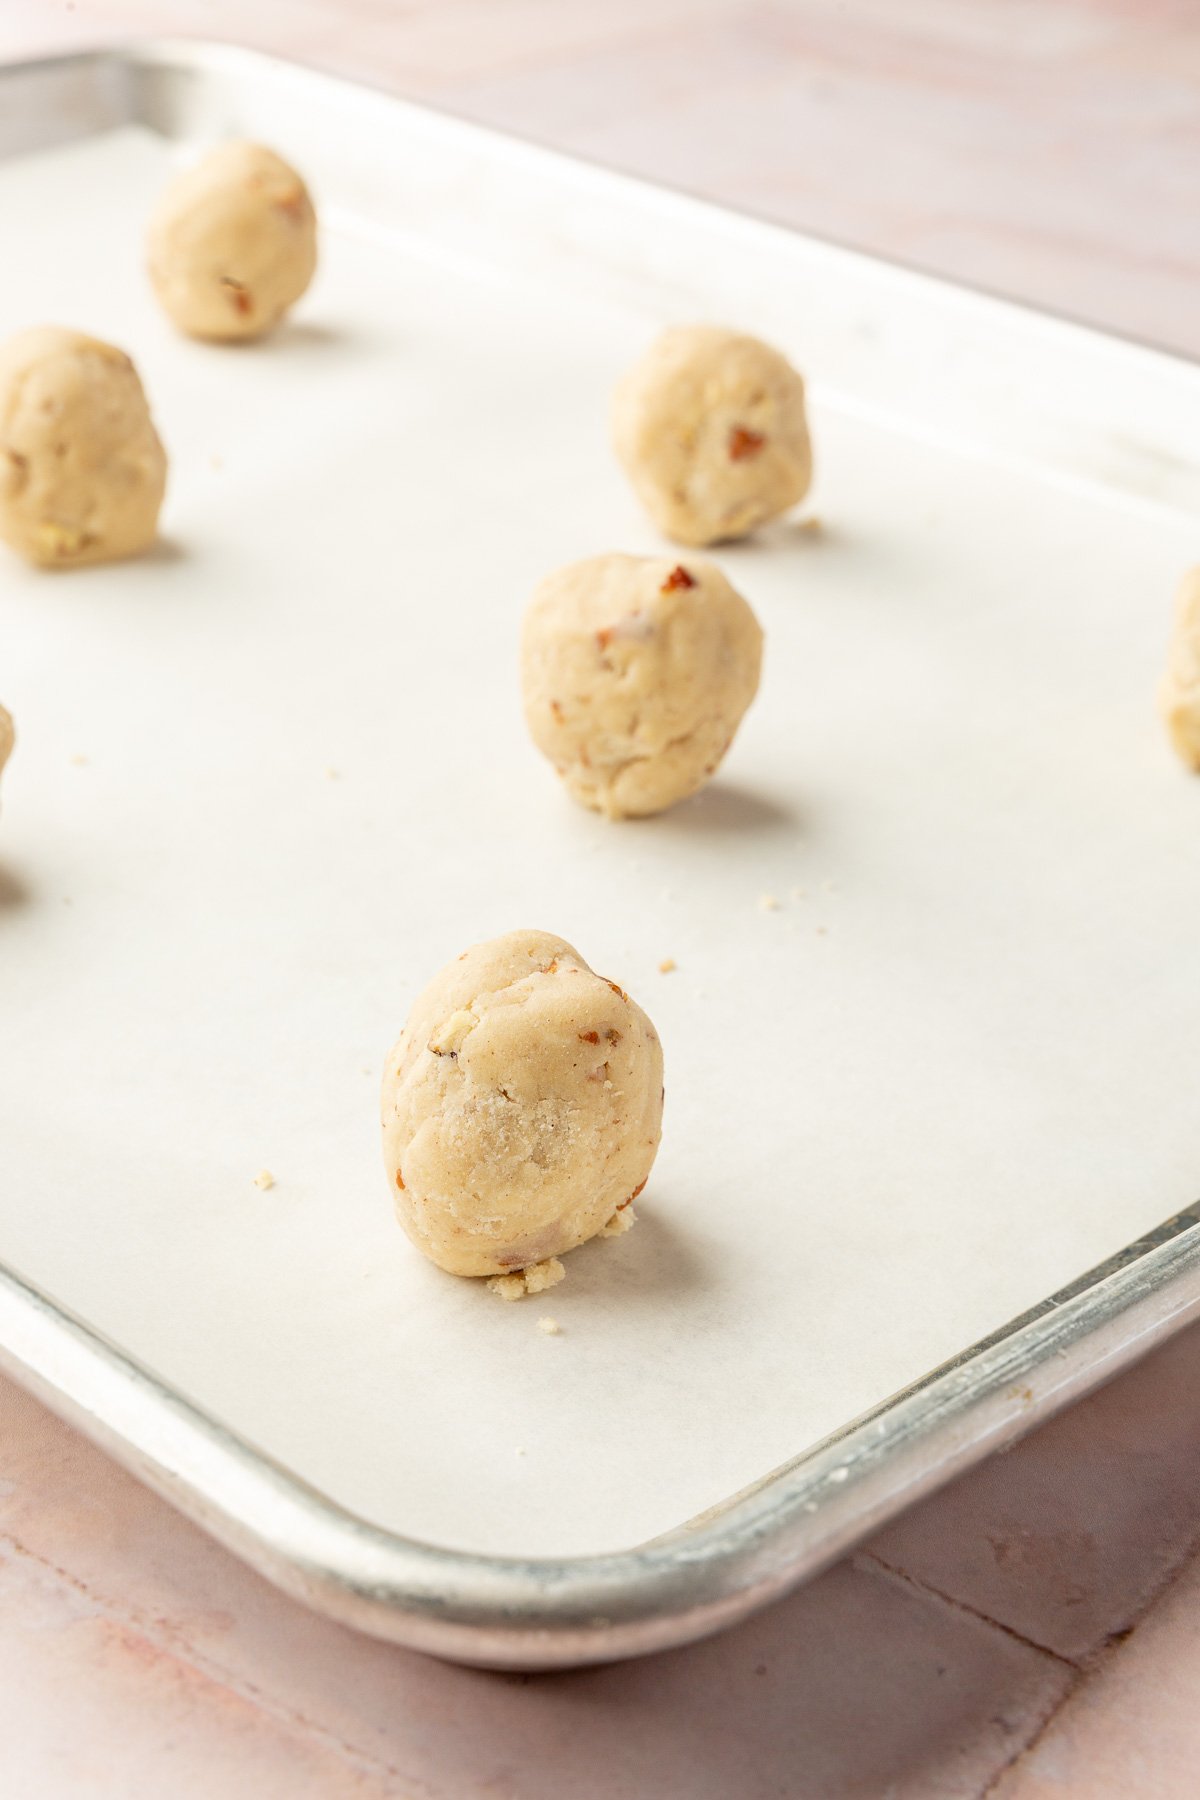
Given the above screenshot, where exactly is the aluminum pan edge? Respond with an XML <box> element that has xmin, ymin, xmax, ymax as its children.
<box><xmin>2</xmin><ymin>1214</ymin><xmax>1198</xmax><ymax>1668</ymax></box>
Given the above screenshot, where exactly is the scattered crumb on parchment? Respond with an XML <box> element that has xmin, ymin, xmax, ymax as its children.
<box><xmin>487</xmin><ymin>1256</ymin><xmax>566</xmax><ymax>1301</ymax></box>
<box><xmin>515</xmin><ymin>1446</ymin><xmax>527</xmax><ymax>1456</ymax></box>
<box><xmin>537</xmin><ymin>1316</ymin><xmax>562</xmax><ymax>1336</ymax></box>
<box><xmin>821</xmin><ymin>878</ymin><xmax>837</xmax><ymax>895</ymax></box>
<box><xmin>816</xmin><ymin>926</ymin><xmax>828</xmax><ymax>936</ymax></box>
<box><xmin>601</xmin><ymin>1205</ymin><xmax>637</xmax><ymax>1239</ymax></box>
<box><xmin>253</xmin><ymin>1169</ymin><xmax>275</xmax><ymax>1191</ymax></box>
<box><xmin>790</xmin><ymin>886</ymin><xmax>807</xmax><ymax>901</ymax></box>
<box><xmin>798</xmin><ymin>514</ymin><xmax>822</xmax><ymax>534</ymax></box>
<box><xmin>758</xmin><ymin>893</ymin><xmax>780</xmax><ymax>912</ymax></box>
<box><xmin>209</xmin><ymin>452</ymin><xmax>223</xmax><ymax>471</ymax></box>
<box><xmin>658</xmin><ymin>956</ymin><xmax>677</xmax><ymax>974</ymax></box>
<box><xmin>70</xmin><ymin>753</ymin><xmax>88</xmax><ymax>767</ymax></box>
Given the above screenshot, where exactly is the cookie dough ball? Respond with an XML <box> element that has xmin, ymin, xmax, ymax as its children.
<box><xmin>381</xmin><ymin>930</ymin><xmax>664</xmax><ymax>1288</ymax></box>
<box><xmin>522</xmin><ymin>552</ymin><xmax>763</xmax><ymax>819</ymax></box>
<box><xmin>0</xmin><ymin>703</ymin><xmax>12</xmax><ymax>791</ymax></box>
<box><xmin>613</xmin><ymin>325</ymin><xmax>813</xmax><ymax>545</ymax></box>
<box><xmin>1161</xmin><ymin>567</ymin><xmax>1200</xmax><ymax>771</ymax></box>
<box><xmin>147</xmin><ymin>142</ymin><xmax>317</xmax><ymax>342</ymax></box>
<box><xmin>0</xmin><ymin>328</ymin><xmax>167</xmax><ymax>568</ymax></box>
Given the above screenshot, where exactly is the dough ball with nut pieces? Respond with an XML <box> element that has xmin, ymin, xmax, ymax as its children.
<box><xmin>0</xmin><ymin>327</ymin><xmax>167</xmax><ymax>568</ymax></box>
<box><xmin>613</xmin><ymin>324</ymin><xmax>812</xmax><ymax>545</ymax></box>
<box><xmin>1160</xmin><ymin>566</ymin><xmax>1200</xmax><ymax>771</ymax></box>
<box><xmin>147</xmin><ymin>141</ymin><xmax>317</xmax><ymax>342</ymax></box>
<box><xmin>381</xmin><ymin>930</ymin><xmax>664</xmax><ymax>1290</ymax></box>
<box><xmin>522</xmin><ymin>551</ymin><xmax>763</xmax><ymax>819</ymax></box>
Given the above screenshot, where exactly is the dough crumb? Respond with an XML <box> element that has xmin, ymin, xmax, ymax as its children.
<box><xmin>324</xmin><ymin>766</ymin><xmax>340</xmax><ymax>781</ymax></box>
<box><xmin>601</xmin><ymin>1204</ymin><xmax>638</xmax><ymax>1238</ymax></box>
<box><xmin>487</xmin><ymin>1257</ymin><xmax>566</xmax><ymax>1302</ymax></box>
<box><xmin>658</xmin><ymin>957</ymin><xmax>677</xmax><ymax>974</ymax></box>
<box><xmin>70</xmin><ymin>753</ymin><xmax>89</xmax><ymax>767</ymax></box>
<box><xmin>758</xmin><ymin>893</ymin><xmax>780</xmax><ymax>911</ymax></box>
<box><xmin>253</xmin><ymin>1168</ymin><xmax>275</xmax><ymax>1190</ymax></box>
<box><xmin>798</xmin><ymin>514</ymin><xmax>823</xmax><ymax>534</ymax></box>
<box><xmin>790</xmin><ymin>886</ymin><xmax>807</xmax><ymax>900</ymax></box>
<box><xmin>536</xmin><ymin>1316</ymin><xmax>562</xmax><ymax>1336</ymax></box>
<box><xmin>524</xmin><ymin>1257</ymin><xmax>566</xmax><ymax>1295</ymax></box>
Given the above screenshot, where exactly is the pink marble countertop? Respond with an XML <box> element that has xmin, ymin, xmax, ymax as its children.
<box><xmin>3</xmin><ymin>4</ymin><xmax>1200</xmax><ymax>1794</ymax></box>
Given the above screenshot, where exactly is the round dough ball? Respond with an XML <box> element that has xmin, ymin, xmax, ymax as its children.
<box><xmin>1160</xmin><ymin>566</ymin><xmax>1200</xmax><ymax>771</ymax></box>
<box><xmin>613</xmin><ymin>325</ymin><xmax>813</xmax><ymax>545</ymax></box>
<box><xmin>521</xmin><ymin>551</ymin><xmax>763</xmax><ymax>819</ymax></box>
<box><xmin>381</xmin><ymin>930</ymin><xmax>664</xmax><ymax>1284</ymax></box>
<box><xmin>147</xmin><ymin>142</ymin><xmax>317</xmax><ymax>342</ymax></box>
<box><xmin>0</xmin><ymin>327</ymin><xmax>167</xmax><ymax>568</ymax></box>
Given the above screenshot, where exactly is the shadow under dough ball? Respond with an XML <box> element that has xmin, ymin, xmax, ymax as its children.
<box><xmin>147</xmin><ymin>141</ymin><xmax>318</xmax><ymax>342</ymax></box>
<box><xmin>1160</xmin><ymin>567</ymin><xmax>1200</xmax><ymax>771</ymax></box>
<box><xmin>0</xmin><ymin>327</ymin><xmax>167</xmax><ymax>568</ymax></box>
<box><xmin>613</xmin><ymin>324</ymin><xmax>812</xmax><ymax>545</ymax></box>
<box><xmin>381</xmin><ymin>930</ymin><xmax>663</xmax><ymax>1295</ymax></box>
<box><xmin>522</xmin><ymin>552</ymin><xmax>764</xmax><ymax>819</ymax></box>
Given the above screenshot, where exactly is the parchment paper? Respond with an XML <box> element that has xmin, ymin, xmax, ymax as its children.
<box><xmin>1</xmin><ymin>128</ymin><xmax>1198</xmax><ymax>1557</ymax></box>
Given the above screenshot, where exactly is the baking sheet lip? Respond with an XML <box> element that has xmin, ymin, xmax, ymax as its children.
<box><xmin>14</xmin><ymin>34</ymin><xmax>1200</xmax><ymax>388</ymax></box>
<box><xmin>4</xmin><ymin>1207</ymin><xmax>1199</xmax><ymax>1666</ymax></box>
<box><xmin>642</xmin><ymin>1202</ymin><xmax>1200</xmax><ymax>1548</ymax></box>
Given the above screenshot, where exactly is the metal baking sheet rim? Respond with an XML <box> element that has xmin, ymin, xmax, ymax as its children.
<box><xmin>4</xmin><ymin>1216</ymin><xmax>1200</xmax><ymax>1667</ymax></box>
<box><xmin>1</xmin><ymin>40</ymin><xmax>1199</xmax><ymax>1668</ymax></box>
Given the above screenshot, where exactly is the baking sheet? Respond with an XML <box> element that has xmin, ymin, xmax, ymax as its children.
<box><xmin>1</xmin><ymin>93</ymin><xmax>1199</xmax><ymax>1565</ymax></box>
